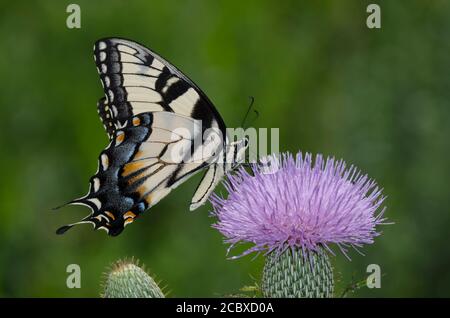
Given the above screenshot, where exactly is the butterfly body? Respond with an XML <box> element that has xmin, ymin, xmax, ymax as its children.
<box><xmin>57</xmin><ymin>38</ymin><xmax>247</xmax><ymax>236</ymax></box>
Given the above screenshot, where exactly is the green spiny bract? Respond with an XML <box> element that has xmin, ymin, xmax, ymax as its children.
<box><xmin>102</xmin><ymin>259</ymin><xmax>164</xmax><ymax>298</ymax></box>
<box><xmin>261</xmin><ymin>248</ymin><xmax>334</xmax><ymax>298</ymax></box>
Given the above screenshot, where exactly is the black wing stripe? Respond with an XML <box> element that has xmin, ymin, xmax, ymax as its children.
<box><xmin>97</xmin><ymin>97</ymin><xmax>116</xmax><ymax>139</ymax></box>
<box><xmin>120</xmin><ymin>73</ymin><xmax>159</xmax><ymax>78</ymax></box>
<box><xmin>163</xmin><ymin>79</ymin><xmax>190</xmax><ymax>104</ymax></box>
<box><xmin>192</xmin><ymin>164</ymin><xmax>217</xmax><ymax>204</ymax></box>
<box><xmin>101</xmin><ymin>61</ymin><xmax>162</xmax><ymax>73</ymax></box>
<box><xmin>123</xmin><ymin>164</ymin><xmax>168</xmax><ymax>194</ymax></box>
<box><xmin>155</xmin><ymin>68</ymin><xmax>172</xmax><ymax>91</ymax></box>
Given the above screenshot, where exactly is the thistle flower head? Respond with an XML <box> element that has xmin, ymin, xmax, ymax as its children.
<box><xmin>211</xmin><ymin>152</ymin><xmax>387</xmax><ymax>259</ymax></box>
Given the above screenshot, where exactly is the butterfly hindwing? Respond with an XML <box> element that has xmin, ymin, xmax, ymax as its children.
<box><xmin>190</xmin><ymin>163</ymin><xmax>224</xmax><ymax>211</ymax></box>
<box><xmin>58</xmin><ymin>112</ymin><xmax>220</xmax><ymax>236</ymax></box>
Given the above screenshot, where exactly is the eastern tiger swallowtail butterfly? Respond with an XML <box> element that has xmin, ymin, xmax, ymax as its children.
<box><xmin>56</xmin><ymin>38</ymin><xmax>248</xmax><ymax>236</ymax></box>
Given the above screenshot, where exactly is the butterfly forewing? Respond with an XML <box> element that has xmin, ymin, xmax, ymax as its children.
<box><xmin>93</xmin><ymin>38</ymin><xmax>226</xmax><ymax>134</ymax></box>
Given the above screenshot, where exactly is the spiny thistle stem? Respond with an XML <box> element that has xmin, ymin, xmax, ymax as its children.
<box><xmin>261</xmin><ymin>247</ymin><xmax>334</xmax><ymax>298</ymax></box>
<box><xmin>102</xmin><ymin>259</ymin><xmax>165</xmax><ymax>298</ymax></box>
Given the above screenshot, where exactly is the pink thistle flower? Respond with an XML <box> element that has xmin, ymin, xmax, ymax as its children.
<box><xmin>210</xmin><ymin>152</ymin><xmax>387</xmax><ymax>259</ymax></box>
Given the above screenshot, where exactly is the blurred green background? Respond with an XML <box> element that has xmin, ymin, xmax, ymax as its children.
<box><xmin>0</xmin><ymin>0</ymin><xmax>449</xmax><ymax>297</ymax></box>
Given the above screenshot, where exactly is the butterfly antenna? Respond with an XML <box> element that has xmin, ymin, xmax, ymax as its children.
<box><xmin>241</xmin><ymin>96</ymin><xmax>255</xmax><ymax>129</ymax></box>
<box><xmin>249</xmin><ymin>109</ymin><xmax>260</xmax><ymax>127</ymax></box>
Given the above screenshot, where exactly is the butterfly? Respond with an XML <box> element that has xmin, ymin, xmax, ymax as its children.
<box><xmin>56</xmin><ymin>38</ymin><xmax>248</xmax><ymax>236</ymax></box>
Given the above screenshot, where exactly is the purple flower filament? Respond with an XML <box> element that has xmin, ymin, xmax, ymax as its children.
<box><xmin>210</xmin><ymin>152</ymin><xmax>387</xmax><ymax>259</ymax></box>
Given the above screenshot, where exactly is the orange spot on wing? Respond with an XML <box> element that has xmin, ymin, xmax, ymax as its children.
<box><xmin>124</xmin><ymin>161</ymin><xmax>162</xmax><ymax>187</ymax></box>
<box><xmin>123</xmin><ymin>211</ymin><xmax>136</xmax><ymax>219</ymax></box>
<box><xmin>133</xmin><ymin>151</ymin><xmax>144</xmax><ymax>160</ymax></box>
<box><xmin>105</xmin><ymin>211</ymin><xmax>115</xmax><ymax>220</ymax></box>
<box><xmin>144</xmin><ymin>193</ymin><xmax>152</xmax><ymax>205</ymax></box>
<box><xmin>116</xmin><ymin>132</ymin><xmax>125</xmax><ymax>145</ymax></box>
<box><xmin>135</xmin><ymin>183</ymin><xmax>149</xmax><ymax>197</ymax></box>
<box><xmin>132</xmin><ymin>117</ymin><xmax>141</xmax><ymax>126</ymax></box>
<box><xmin>122</xmin><ymin>161</ymin><xmax>146</xmax><ymax>177</ymax></box>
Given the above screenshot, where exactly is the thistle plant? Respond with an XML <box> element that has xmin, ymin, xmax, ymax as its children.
<box><xmin>262</xmin><ymin>248</ymin><xmax>334</xmax><ymax>298</ymax></box>
<box><xmin>102</xmin><ymin>258</ymin><xmax>165</xmax><ymax>298</ymax></box>
<box><xmin>211</xmin><ymin>152</ymin><xmax>387</xmax><ymax>298</ymax></box>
